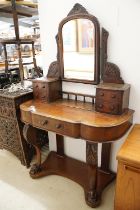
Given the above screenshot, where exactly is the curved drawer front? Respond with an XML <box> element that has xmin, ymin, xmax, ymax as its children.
<box><xmin>81</xmin><ymin>119</ymin><xmax>132</xmax><ymax>142</ymax></box>
<box><xmin>32</xmin><ymin>113</ymin><xmax>80</xmax><ymax>138</ymax></box>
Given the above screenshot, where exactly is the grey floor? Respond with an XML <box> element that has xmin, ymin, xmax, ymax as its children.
<box><xmin>0</xmin><ymin>150</ymin><xmax>115</xmax><ymax>210</ymax></box>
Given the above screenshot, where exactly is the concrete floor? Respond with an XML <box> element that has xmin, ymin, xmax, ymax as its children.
<box><xmin>0</xmin><ymin>150</ymin><xmax>115</xmax><ymax>210</ymax></box>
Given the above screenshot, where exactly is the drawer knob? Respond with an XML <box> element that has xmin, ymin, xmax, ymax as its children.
<box><xmin>111</xmin><ymin>94</ymin><xmax>116</xmax><ymax>98</ymax></box>
<box><xmin>41</xmin><ymin>96</ymin><xmax>46</xmax><ymax>99</ymax></box>
<box><xmin>100</xmin><ymin>92</ymin><xmax>104</xmax><ymax>96</ymax></box>
<box><xmin>42</xmin><ymin>86</ymin><xmax>45</xmax><ymax>88</ymax></box>
<box><xmin>35</xmin><ymin>85</ymin><xmax>38</xmax><ymax>88</ymax></box>
<box><xmin>110</xmin><ymin>105</ymin><xmax>115</xmax><ymax>110</ymax></box>
<box><xmin>42</xmin><ymin>120</ymin><xmax>48</xmax><ymax>125</ymax></box>
<box><xmin>98</xmin><ymin>104</ymin><xmax>103</xmax><ymax>108</ymax></box>
<box><xmin>56</xmin><ymin>124</ymin><xmax>62</xmax><ymax>129</ymax></box>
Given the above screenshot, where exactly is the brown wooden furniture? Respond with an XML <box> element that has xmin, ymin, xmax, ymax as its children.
<box><xmin>20</xmin><ymin>99</ymin><xmax>134</xmax><ymax>207</ymax></box>
<box><xmin>20</xmin><ymin>3</ymin><xmax>134</xmax><ymax>208</ymax></box>
<box><xmin>95</xmin><ymin>83</ymin><xmax>130</xmax><ymax>115</ymax></box>
<box><xmin>32</xmin><ymin>77</ymin><xmax>62</xmax><ymax>103</ymax></box>
<box><xmin>0</xmin><ymin>89</ymin><xmax>48</xmax><ymax>167</ymax></box>
<box><xmin>114</xmin><ymin>124</ymin><xmax>140</xmax><ymax>210</ymax></box>
<box><xmin>0</xmin><ymin>90</ymin><xmax>34</xmax><ymax>167</ymax></box>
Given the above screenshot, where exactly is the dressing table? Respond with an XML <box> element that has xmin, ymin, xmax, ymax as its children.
<box><xmin>20</xmin><ymin>4</ymin><xmax>134</xmax><ymax>207</ymax></box>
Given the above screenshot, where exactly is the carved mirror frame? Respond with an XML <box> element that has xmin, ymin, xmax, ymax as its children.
<box><xmin>57</xmin><ymin>4</ymin><xmax>100</xmax><ymax>84</ymax></box>
<box><xmin>47</xmin><ymin>3</ymin><xmax>124</xmax><ymax>85</ymax></box>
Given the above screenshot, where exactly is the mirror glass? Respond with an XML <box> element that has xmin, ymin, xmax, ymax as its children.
<box><xmin>62</xmin><ymin>18</ymin><xmax>95</xmax><ymax>81</ymax></box>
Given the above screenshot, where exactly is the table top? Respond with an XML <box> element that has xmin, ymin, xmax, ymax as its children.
<box><xmin>117</xmin><ymin>124</ymin><xmax>140</xmax><ymax>168</ymax></box>
<box><xmin>20</xmin><ymin>99</ymin><xmax>134</xmax><ymax>128</ymax></box>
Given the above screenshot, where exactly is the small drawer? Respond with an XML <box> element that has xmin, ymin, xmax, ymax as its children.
<box><xmin>33</xmin><ymin>82</ymin><xmax>48</xmax><ymax>101</ymax></box>
<box><xmin>95</xmin><ymin>100</ymin><xmax>120</xmax><ymax>115</ymax></box>
<box><xmin>32</xmin><ymin>114</ymin><xmax>80</xmax><ymax>138</ymax></box>
<box><xmin>96</xmin><ymin>89</ymin><xmax>122</xmax><ymax>102</ymax></box>
<box><xmin>32</xmin><ymin>78</ymin><xmax>62</xmax><ymax>103</ymax></box>
<box><xmin>40</xmin><ymin>95</ymin><xmax>48</xmax><ymax>102</ymax></box>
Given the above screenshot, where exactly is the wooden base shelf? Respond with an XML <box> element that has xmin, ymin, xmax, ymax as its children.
<box><xmin>30</xmin><ymin>151</ymin><xmax>116</xmax><ymax>207</ymax></box>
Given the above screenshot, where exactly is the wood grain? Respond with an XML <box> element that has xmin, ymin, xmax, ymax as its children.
<box><xmin>115</xmin><ymin>124</ymin><xmax>140</xmax><ymax>210</ymax></box>
<box><xmin>117</xmin><ymin>124</ymin><xmax>140</xmax><ymax>168</ymax></box>
<box><xmin>20</xmin><ymin>99</ymin><xmax>134</xmax><ymax>142</ymax></box>
<box><xmin>115</xmin><ymin>162</ymin><xmax>140</xmax><ymax>210</ymax></box>
<box><xmin>20</xmin><ymin>99</ymin><xmax>133</xmax><ymax>127</ymax></box>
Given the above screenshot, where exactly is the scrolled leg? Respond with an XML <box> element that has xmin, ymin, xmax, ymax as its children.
<box><xmin>23</xmin><ymin>124</ymin><xmax>42</xmax><ymax>175</ymax></box>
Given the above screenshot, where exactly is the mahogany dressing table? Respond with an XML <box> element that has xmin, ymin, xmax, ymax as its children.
<box><xmin>20</xmin><ymin>4</ymin><xmax>134</xmax><ymax>207</ymax></box>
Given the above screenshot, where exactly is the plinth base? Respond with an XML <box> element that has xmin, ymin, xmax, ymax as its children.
<box><xmin>30</xmin><ymin>151</ymin><xmax>115</xmax><ymax>207</ymax></box>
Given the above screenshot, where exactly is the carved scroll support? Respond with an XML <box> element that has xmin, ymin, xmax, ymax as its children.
<box><xmin>23</xmin><ymin>124</ymin><xmax>42</xmax><ymax>175</ymax></box>
<box><xmin>101</xmin><ymin>28</ymin><xmax>109</xmax><ymax>79</ymax></box>
<box><xmin>86</xmin><ymin>142</ymin><xmax>100</xmax><ymax>207</ymax></box>
<box><xmin>101</xmin><ymin>28</ymin><xmax>124</xmax><ymax>84</ymax></box>
<box><xmin>47</xmin><ymin>34</ymin><xmax>60</xmax><ymax>78</ymax></box>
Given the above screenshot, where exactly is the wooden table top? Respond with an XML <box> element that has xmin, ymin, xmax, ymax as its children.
<box><xmin>117</xmin><ymin>124</ymin><xmax>140</xmax><ymax>168</ymax></box>
<box><xmin>20</xmin><ymin>99</ymin><xmax>134</xmax><ymax>128</ymax></box>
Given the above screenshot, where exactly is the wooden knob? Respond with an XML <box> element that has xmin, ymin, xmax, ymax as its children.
<box><xmin>111</xmin><ymin>94</ymin><xmax>116</xmax><ymax>98</ymax></box>
<box><xmin>98</xmin><ymin>104</ymin><xmax>103</xmax><ymax>108</ymax></box>
<box><xmin>110</xmin><ymin>105</ymin><xmax>115</xmax><ymax>110</ymax></box>
<box><xmin>41</xmin><ymin>96</ymin><xmax>46</xmax><ymax>99</ymax></box>
<box><xmin>42</xmin><ymin>120</ymin><xmax>48</xmax><ymax>125</ymax></box>
<box><xmin>56</xmin><ymin>124</ymin><xmax>62</xmax><ymax>129</ymax></box>
<box><xmin>100</xmin><ymin>92</ymin><xmax>104</xmax><ymax>96</ymax></box>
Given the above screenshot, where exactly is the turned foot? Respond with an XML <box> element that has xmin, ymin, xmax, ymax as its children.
<box><xmin>30</xmin><ymin>163</ymin><xmax>42</xmax><ymax>175</ymax></box>
<box><xmin>85</xmin><ymin>190</ymin><xmax>101</xmax><ymax>208</ymax></box>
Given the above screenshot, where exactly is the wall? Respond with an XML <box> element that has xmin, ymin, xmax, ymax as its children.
<box><xmin>38</xmin><ymin>0</ymin><xmax>140</xmax><ymax>171</ymax></box>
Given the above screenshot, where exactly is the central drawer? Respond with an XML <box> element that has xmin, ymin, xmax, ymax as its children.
<box><xmin>32</xmin><ymin>114</ymin><xmax>80</xmax><ymax>138</ymax></box>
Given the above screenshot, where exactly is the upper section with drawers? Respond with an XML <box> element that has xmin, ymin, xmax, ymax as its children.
<box><xmin>20</xmin><ymin>3</ymin><xmax>134</xmax><ymax>142</ymax></box>
<box><xmin>31</xmin><ymin>3</ymin><xmax>131</xmax><ymax>116</ymax></box>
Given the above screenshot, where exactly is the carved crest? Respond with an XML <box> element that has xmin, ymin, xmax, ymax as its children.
<box><xmin>67</xmin><ymin>3</ymin><xmax>88</xmax><ymax>16</ymax></box>
<box><xmin>103</xmin><ymin>62</ymin><xmax>124</xmax><ymax>84</ymax></box>
<box><xmin>47</xmin><ymin>61</ymin><xmax>60</xmax><ymax>78</ymax></box>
